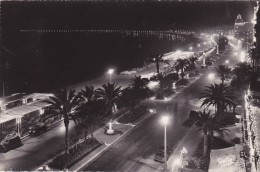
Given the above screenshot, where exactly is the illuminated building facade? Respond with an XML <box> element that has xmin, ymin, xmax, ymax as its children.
<box><xmin>234</xmin><ymin>14</ymin><xmax>254</xmax><ymax>42</ymax></box>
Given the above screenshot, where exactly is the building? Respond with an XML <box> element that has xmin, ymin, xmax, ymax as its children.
<box><xmin>0</xmin><ymin>93</ymin><xmax>53</xmax><ymax>139</ymax></box>
<box><xmin>234</xmin><ymin>14</ymin><xmax>254</xmax><ymax>42</ymax></box>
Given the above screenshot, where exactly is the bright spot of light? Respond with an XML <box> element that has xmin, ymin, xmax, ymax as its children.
<box><xmin>176</xmin><ymin>50</ymin><xmax>181</xmax><ymax>53</ymax></box>
<box><xmin>107</xmin><ymin>69</ymin><xmax>114</xmax><ymax>75</ymax></box>
<box><xmin>148</xmin><ymin>81</ymin><xmax>159</xmax><ymax>89</ymax></box>
<box><xmin>174</xmin><ymin>158</ymin><xmax>181</xmax><ymax>166</ymax></box>
<box><xmin>234</xmin><ymin>52</ymin><xmax>238</xmax><ymax>56</ymax></box>
<box><xmin>208</xmin><ymin>73</ymin><xmax>215</xmax><ymax>80</ymax></box>
<box><xmin>240</xmin><ymin>51</ymin><xmax>245</xmax><ymax>62</ymax></box>
<box><xmin>150</xmin><ymin>96</ymin><xmax>156</xmax><ymax>100</ymax></box>
<box><xmin>59</xmin><ymin>125</ymin><xmax>66</xmax><ymax>133</ymax></box>
<box><xmin>149</xmin><ymin>109</ymin><xmax>156</xmax><ymax>113</ymax></box>
<box><xmin>164</xmin><ymin>97</ymin><xmax>168</xmax><ymax>101</ymax></box>
<box><xmin>225</xmin><ymin>60</ymin><xmax>229</xmax><ymax>64</ymax></box>
<box><xmin>198</xmin><ymin>44</ymin><xmax>201</xmax><ymax>47</ymax></box>
<box><xmin>161</xmin><ymin>115</ymin><xmax>170</xmax><ymax>125</ymax></box>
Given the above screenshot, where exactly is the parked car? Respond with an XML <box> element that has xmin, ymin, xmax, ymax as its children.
<box><xmin>206</xmin><ymin>61</ymin><xmax>213</xmax><ymax>66</ymax></box>
<box><xmin>201</xmin><ymin>64</ymin><xmax>208</xmax><ymax>69</ymax></box>
<box><xmin>29</xmin><ymin>123</ymin><xmax>48</xmax><ymax>136</ymax></box>
<box><xmin>154</xmin><ymin>146</ymin><xmax>173</xmax><ymax>163</ymax></box>
<box><xmin>0</xmin><ymin>133</ymin><xmax>22</xmax><ymax>152</ymax></box>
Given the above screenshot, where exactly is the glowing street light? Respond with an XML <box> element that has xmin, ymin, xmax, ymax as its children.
<box><xmin>161</xmin><ymin>115</ymin><xmax>170</xmax><ymax>171</ymax></box>
<box><xmin>189</xmin><ymin>46</ymin><xmax>193</xmax><ymax>51</ymax></box>
<box><xmin>107</xmin><ymin>69</ymin><xmax>114</xmax><ymax>83</ymax></box>
<box><xmin>225</xmin><ymin>60</ymin><xmax>229</xmax><ymax>64</ymax></box>
<box><xmin>198</xmin><ymin>44</ymin><xmax>201</xmax><ymax>47</ymax></box>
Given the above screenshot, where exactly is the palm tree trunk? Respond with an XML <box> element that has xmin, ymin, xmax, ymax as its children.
<box><xmin>63</xmin><ymin>116</ymin><xmax>70</xmax><ymax>153</ymax></box>
<box><xmin>181</xmin><ymin>68</ymin><xmax>184</xmax><ymax>79</ymax></box>
<box><xmin>156</xmin><ymin>60</ymin><xmax>160</xmax><ymax>75</ymax></box>
<box><xmin>203</xmin><ymin>130</ymin><xmax>209</xmax><ymax>157</ymax></box>
<box><xmin>84</xmin><ymin>128</ymin><xmax>88</xmax><ymax>141</ymax></box>
<box><xmin>64</xmin><ymin>120</ymin><xmax>69</xmax><ymax>169</ymax></box>
<box><xmin>90</xmin><ymin>126</ymin><xmax>94</xmax><ymax>140</ymax></box>
<box><xmin>65</xmin><ymin>124</ymin><xmax>69</xmax><ymax>155</ymax></box>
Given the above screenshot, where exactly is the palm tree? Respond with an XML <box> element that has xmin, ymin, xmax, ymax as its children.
<box><xmin>174</xmin><ymin>58</ymin><xmax>190</xmax><ymax>79</ymax></box>
<box><xmin>193</xmin><ymin>110</ymin><xmax>227</xmax><ymax>157</ymax></box>
<box><xmin>247</xmin><ymin>47</ymin><xmax>257</xmax><ymax>71</ymax></box>
<box><xmin>119</xmin><ymin>87</ymin><xmax>138</xmax><ymax>111</ymax></box>
<box><xmin>215</xmin><ymin>65</ymin><xmax>232</xmax><ymax>84</ymax></box>
<box><xmin>149</xmin><ymin>53</ymin><xmax>170</xmax><ymax>75</ymax></box>
<box><xmin>79</xmin><ymin>85</ymin><xmax>96</xmax><ymax>103</ymax></box>
<box><xmin>129</xmin><ymin>75</ymin><xmax>151</xmax><ymax>102</ymax></box>
<box><xmin>96</xmin><ymin>83</ymin><xmax>122</xmax><ymax>133</ymax></box>
<box><xmin>200</xmin><ymin>84</ymin><xmax>234</xmax><ymax>115</ymax></box>
<box><xmin>232</xmin><ymin>62</ymin><xmax>252</xmax><ymax>82</ymax></box>
<box><xmin>188</xmin><ymin>56</ymin><xmax>198</xmax><ymax>70</ymax></box>
<box><xmin>76</xmin><ymin>98</ymin><xmax>105</xmax><ymax>140</ymax></box>
<box><xmin>43</xmin><ymin>89</ymin><xmax>80</xmax><ymax>155</ymax></box>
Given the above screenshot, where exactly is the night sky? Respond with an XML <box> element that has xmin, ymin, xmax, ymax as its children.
<box><xmin>2</xmin><ymin>1</ymin><xmax>255</xmax><ymax>31</ymax></box>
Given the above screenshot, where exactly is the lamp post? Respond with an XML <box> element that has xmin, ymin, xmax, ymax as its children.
<box><xmin>161</xmin><ymin>116</ymin><xmax>170</xmax><ymax>171</ymax></box>
<box><xmin>107</xmin><ymin>69</ymin><xmax>114</xmax><ymax>83</ymax></box>
<box><xmin>216</xmin><ymin>44</ymin><xmax>219</xmax><ymax>55</ymax></box>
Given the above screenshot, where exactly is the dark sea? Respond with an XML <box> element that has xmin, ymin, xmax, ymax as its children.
<box><xmin>2</xmin><ymin>32</ymin><xmax>188</xmax><ymax>95</ymax></box>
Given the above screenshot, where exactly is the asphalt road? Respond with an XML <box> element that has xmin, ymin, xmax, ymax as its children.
<box><xmin>83</xmin><ymin>45</ymin><xmax>239</xmax><ymax>172</ymax></box>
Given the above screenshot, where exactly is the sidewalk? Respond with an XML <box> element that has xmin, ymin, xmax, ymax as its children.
<box><xmin>168</xmin><ymin>125</ymin><xmax>203</xmax><ymax>172</ymax></box>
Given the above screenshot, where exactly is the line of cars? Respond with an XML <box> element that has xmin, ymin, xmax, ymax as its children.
<box><xmin>0</xmin><ymin>122</ymin><xmax>48</xmax><ymax>152</ymax></box>
<box><xmin>201</xmin><ymin>54</ymin><xmax>219</xmax><ymax>69</ymax></box>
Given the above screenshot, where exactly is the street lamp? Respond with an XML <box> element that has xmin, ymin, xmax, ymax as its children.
<box><xmin>198</xmin><ymin>44</ymin><xmax>201</xmax><ymax>47</ymax></box>
<box><xmin>225</xmin><ymin>60</ymin><xmax>229</xmax><ymax>64</ymax></box>
<box><xmin>107</xmin><ymin>69</ymin><xmax>114</xmax><ymax>83</ymax></box>
<box><xmin>161</xmin><ymin>115</ymin><xmax>170</xmax><ymax>171</ymax></box>
<box><xmin>189</xmin><ymin>46</ymin><xmax>193</xmax><ymax>51</ymax></box>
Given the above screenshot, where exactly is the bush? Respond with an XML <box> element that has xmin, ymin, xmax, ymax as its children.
<box><xmin>156</xmin><ymin>88</ymin><xmax>175</xmax><ymax>99</ymax></box>
<box><xmin>48</xmin><ymin>139</ymin><xmax>101</xmax><ymax>170</ymax></box>
<box><xmin>231</xmin><ymin>137</ymin><xmax>241</xmax><ymax>144</ymax></box>
<box><xmin>215</xmin><ymin>112</ymin><xmax>236</xmax><ymax>126</ymax></box>
<box><xmin>189</xmin><ymin>70</ymin><xmax>199</xmax><ymax>78</ymax></box>
<box><xmin>150</xmin><ymin>75</ymin><xmax>158</xmax><ymax>81</ymax></box>
<box><xmin>166</xmin><ymin>73</ymin><xmax>179</xmax><ymax>81</ymax></box>
<box><xmin>176</xmin><ymin>79</ymin><xmax>190</xmax><ymax>87</ymax></box>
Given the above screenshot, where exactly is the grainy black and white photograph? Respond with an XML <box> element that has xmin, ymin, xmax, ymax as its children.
<box><xmin>0</xmin><ymin>0</ymin><xmax>259</xmax><ymax>171</ymax></box>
